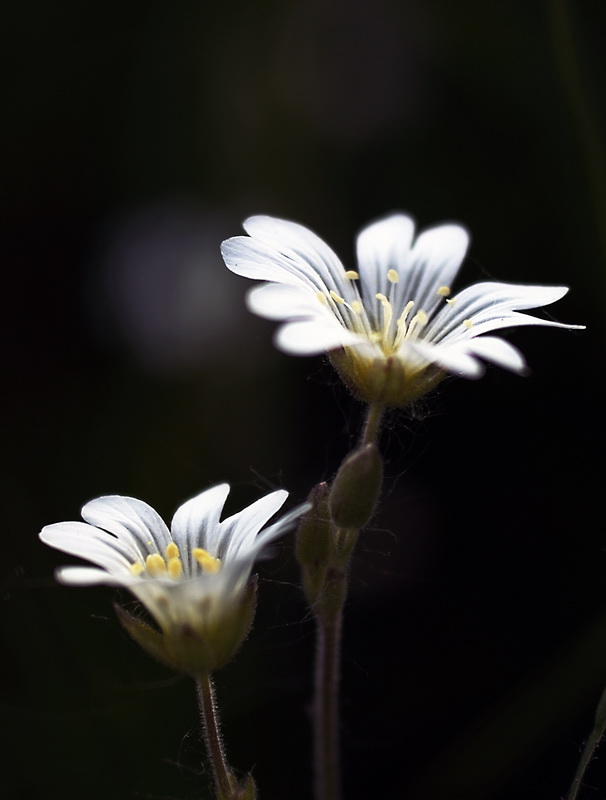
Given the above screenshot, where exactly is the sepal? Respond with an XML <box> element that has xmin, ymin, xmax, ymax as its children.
<box><xmin>114</xmin><ymin>604</ymin><xmax>182</xmax><ymax>672</ymax></box>
<box><xmin>115</xmin><ymin>577</ymin><xmax>258</xmax><ymax>675</ymax></box>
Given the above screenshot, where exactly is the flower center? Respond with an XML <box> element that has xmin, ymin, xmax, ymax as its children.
<box><xmin>129</xmin><ymin>543</ymin><xmax>221</xmax><ymax>581</ymax></box>
<box><xmin>317</xmin><ymin>269</ymin><xmax>453</xmax><ymax>356</ymax></box>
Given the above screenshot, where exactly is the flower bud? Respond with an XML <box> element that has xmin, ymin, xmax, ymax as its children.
<box><xmin>328</xmin><ymin>443</ymin><xmax>383</xmax><ymax>531</ymax></box>
<box><xmin>296</xmin><ymin>482</ymin><xmax>331</xmax><ymax>566</ymax></box>
<box><xmin>296</xmin><ymin>483</ymin><xmax>333</xmax><ymax>605</ymax></box>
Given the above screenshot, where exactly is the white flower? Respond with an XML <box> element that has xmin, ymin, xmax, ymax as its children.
<box><xmin>40</xmin><ymin>484</ymin><xmax>307</xmax><ymax>672</ymax></box>
<box><xmin>221</xmin><ymin>213</ymin><xmax>583</xmax><ymax>406</ymax></box>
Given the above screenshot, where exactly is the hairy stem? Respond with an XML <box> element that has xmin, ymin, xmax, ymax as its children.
<box><xmin>361</xmin><ymin>402</ymin><xmax>384</xmax><ymax>446</ymax></box>
<box><xmin>314</xmin><ymin>607</ymin><xmax>344</xmax><ymax>800</ymax></box>
<box><xmin>567</xmin><ymin>682</ymin><xmax>606</xmax><ymax>800</ymax></box>
<box><xmin>197</xmin><ymin>673</ymin><xmax>237</xmax><ymax>800</ymax></box>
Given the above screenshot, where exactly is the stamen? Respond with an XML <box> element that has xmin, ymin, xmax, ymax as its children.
<box><xmin>146</xmin><ymin>553</ymin><xmax>167</xmax><ymax>576</ymax></box>
<box><xmin>344</xmin><ymin>270</ymin><xmax>359</xmax><ymax>280</ymax></box>
<box><xmin>393</xmin><ymin>300</ymin><xmax>415</xmax><ymax>346</ymax></box>
<box><xmin>167</xmin><ymin>556</ymin><xmax>182</xmax><ymax>579</ymax></box>
<box><xmin>193</xmin><ymin>548</ymin><xmax>222</xmax><ymax>574</ymax></box>
<box><xmin>446</xmin><ymin>298</ymin><xmax>457</xmax><ymax>306</ymax></box>
<box><xmin>130</xmin><ymin>562</ymin><xmax>144</xmax><ymax>576</ymax></box>
<box><xmin>437</xmin><ymin>285</ymin><xmax>451</xmax><ymax>297</ymax></box>
<box><xmin>406</xmin><ymin>309</ymin><xmax>428</xmax><ymax>340</ymax></box>
<box><xmin>375</xmin><ymin>293</ymin><xmax>393</xmax><ymax>336</ymax></box>
<box><xmin>329</xmin><ymin>290</ymin><xmax>345</xmax><ymax>304</ymax></box>
<box><xmin>165</xmin><ymin>542</ymin><xmax>179</xmax><ymax>559</ymax></box>
<box><xmin>387</xmin><ymin>269</ymin><xmax>399</xmax><ymax>284</ymax></box>
<box><xmin>350</xmin><ymin>300</ymin><xmax>363</xmax><ymax>314</ymax></box>
<box><xmin>316</xmin><ymin>291</ymin><xmax>328</xmax><ymax>304</ymax></box>
<box><xmin>463</xmin><ymin>319</ymin><xmax>474</xmax><ymax>329</ymax></box>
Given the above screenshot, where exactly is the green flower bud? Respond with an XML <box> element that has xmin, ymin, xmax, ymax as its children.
<box><xmin>328</xmin><ymin>443</ymin><xmax>383</xmax><ymax>531</ymax></box>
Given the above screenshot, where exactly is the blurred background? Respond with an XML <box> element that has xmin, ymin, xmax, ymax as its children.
<box><xmin>3</xmin><ymin>1</ymin><xmax>606</xmax><ymax>798</ymax></box>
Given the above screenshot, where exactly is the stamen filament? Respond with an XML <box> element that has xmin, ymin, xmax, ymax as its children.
<box><xmin>406</xmin><ymin>310</ymin><xmax>429</xmax><ymax>341</ymax></box>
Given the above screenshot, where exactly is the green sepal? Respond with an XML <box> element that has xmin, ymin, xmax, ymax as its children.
<box><xmin>296</xmin><ymin>482</ymin><xmax>331</xmax><ymax>566</ymax></box>
<box><xmin>328</xmin><ymin>443</ymin><xmax>383</xmax><ymax>531</ymax></box>
<box><xmin>233</xmin><ymin>773</ymin><xmax>257</xmax><ymax>800</ymax></box>
<box><xmin>114</xmin><ymin>604</ymin><xmax>182</xmax><ymax>672</ymax></box>
<box><xmin>114</xmin><ymin>577</ymin><xmax>258</xmax><ymax>676</ymax></box>
<box><xmin>296</xmin><ymin>483</ymin><xmax>333</xmax><ymax>605</ymax></box>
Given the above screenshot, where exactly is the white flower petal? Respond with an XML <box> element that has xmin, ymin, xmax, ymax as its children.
<box><xmin>243</xmin><ymin>215</ymin><xmax>347</xmax><ymax>289</ymax></box>
<box><xmin>222</xmin><ymin>215</ymin><xmax>349</xmax><ymax>297</ymax></box>
<box><xmin>219</xmin><ymin>489</ymin><xmax>289</xmax><ymax>560</ymax></box>
<box><xmin>246</xmin><ymin>282</ymin><xmax>325</xmax><ymax>322</ymax></box>
<box><xmin>82</xmin><ymin>496</ymin><xmax>172</xmax><ymax>554</ymax></box>
<box><xmin>40</xmin><ymin>521</ymin><xmax>134</xmax><ymax>574</ymax></box>
<box><xmin>399</xmin><ymin>223</ymin><xmax>469</xmax><ymax>317</ymax></box>
<box><xmin>429</xmin><ymin>283</ymin><xmax>575</xmax><ymax>343</ymax></box>
<box><xmin>170</xmin><ymin>484</ymin><xmax>230</xmax><ymax>568</ymax></box>
<box><xmin>460</xmin><ymin>336</ymin><xmax>528</xmax><ymax>374</ymax></box>
<box><xmin>221</xmin><ymin>237</ymin><xmax>325</xmax><ymax>292</ymax></box>
<box><xmin>275</xmin><ymin>319</ymin><xmax>365</xmax><ymax>355</ymax></box>
<box><xmin>56</xmin><ymin>566</ymin><xmax>126</xmax><ymax>586</ymax></box>
<box><xmin>254</xmin><ymin>501</ymin><xmax>311</xmax><ymax>552</ymax></box>
<box><xmin>407</xmin><ymin>340</ymin><xmax>485</xmax><ymax>378</ymax></box>
<box><xmin>453</xmin><ymin>311</ymin><xmax>583</xmax><ymax>341</ymax></box>
<box><xmin>355</xmin><ymin>213</ymin><xmax>415</xmax><ymax>298</ymax></box>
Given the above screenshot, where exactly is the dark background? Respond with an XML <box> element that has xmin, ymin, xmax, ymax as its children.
<box><xmin>3</xmin><ymin>1</ymin><xmax>605</xmax><ymax>798</ymax></box>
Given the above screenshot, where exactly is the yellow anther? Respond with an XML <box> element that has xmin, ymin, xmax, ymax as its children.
<box><xmin>375</xmin><ymin>292</ymin><xmax>387</xmax><ymax>302</ymax></box>
<box><xmin>329</xmin><ymin>290</ymin><xmax>345</xmax><ymax>304</ymax></box>
<box><xmin>129</xmin><ymin>562</ymin><xmax>144</xmax><ymax>576</ymax></box>
<box><xmin>167</xmin><ymin>556</ymin><xmax>183</xmax><ymax>579</ymax></box>
<box><xmin>387</xmin><ymin>269</ymin><xmax>399</xmax><ymax>284</ymax></box>
<box><xmin>145</xmin><ymin>553</ymin><xmax>167</xmax><ymax>576</ymax></box>
<box><xmin>165</xmin><ymin>542</ymin><xmax>179</xmax><ymax>559</ymax></box>
<box><xmin>464</xmin><ymin>319</ymin><xmax>474</xmax><ymax>329</ymax></box>
<box><xmin>193</xmin><ymin>548</ymin><xmax>222</xmax><ymax>574</ymax></box>
<box><xmin>350</xmin><ymin>300</ymin><xmax>363</xmax><ymax>314</ymax></box>
<box><xmin>437</xmin><ymin>285</ymin><xmax>451</xmax><ymax>297</ymax></box>
<box><xmin>316</xmin><ymin>291</ymin><xmax>328</xmax><ymax>304</ymax></box>
<box><xmin>344</xmin><ymin>270</ymin><xmax>359</xmax><ymax>280</ymax></box>
<box><xmin>446</xmin><ymin>298</ymin><xmax>458</xmax><ymax>306</ymax></box>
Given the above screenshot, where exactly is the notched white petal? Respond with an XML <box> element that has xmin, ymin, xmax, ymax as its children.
<box><xmin>247</xmin><ymin>283</ymin><xmax>325</xmax><ymax>322</ymax></box>
<box><xmin>82</xmin><ymin>496</ymin><xmax>171</xmax><ymax>551</ymax></box>
<box><xmin>355</xmin><ymin>213</ymin><xmax>415</xmax><ymax>292</ymax></box>
<box><xmin>463</xmin><ymin>336</ymin><xmax>528</xmax><ymax>374</ymax></box>
<box><xmin>275</xmin><ymin>319</ymin><xmax>364</xmax><ymax>355</ymax></box>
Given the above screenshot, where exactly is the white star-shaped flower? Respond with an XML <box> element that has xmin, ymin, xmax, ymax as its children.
<box><xmin>40</xmin><ymin>485</ymin><xmax>307</xmax><ymax>672</ymax></box>
<box><xmin>221</xmin><ymin>213</ymin><xmax>583</xmax><ymax>406</ymax></box>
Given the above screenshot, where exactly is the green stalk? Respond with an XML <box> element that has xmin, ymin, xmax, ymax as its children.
<box><xmin>196</xmin><ymin>672</ymin><xmax>238</xmax><ymax>800</ymax></box>
<box><xmin>567</xmin><ymin>683</ymin><xmax>606</xmax><ymax>800</ymax></box>
<box><xmin>314</xmin><ymin>608</ymin><xmax>344</xmax><ymax>800</ymax></box>
<box><xmin>312</xmin><ymin>402</ymin><xmax>384</xmax><ymax>800</ymax></box>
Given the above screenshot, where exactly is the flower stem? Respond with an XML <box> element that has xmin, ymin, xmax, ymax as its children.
<box><xmin>361</xmin><ymin>402</ymin><xmax>384</xmax><ymax>446</ymax></box>
<box><xmin>566</xmin><ymin>682</ymin><xmax>606</xmax><ymax>800</ymax></box>
<box><xmin>314</xmin><ymin>605</ymin><xmax>344</xmax><ymax>800</ymax></box>
<box><xmin>310</xmin><ymin>402</ymin><xmax>384</xmax><ymax>800</ymax></box>
<box><xmin>196</xmin><ymin>672</ymin><xmax>237</xmax><ymax>800</ymax></box>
